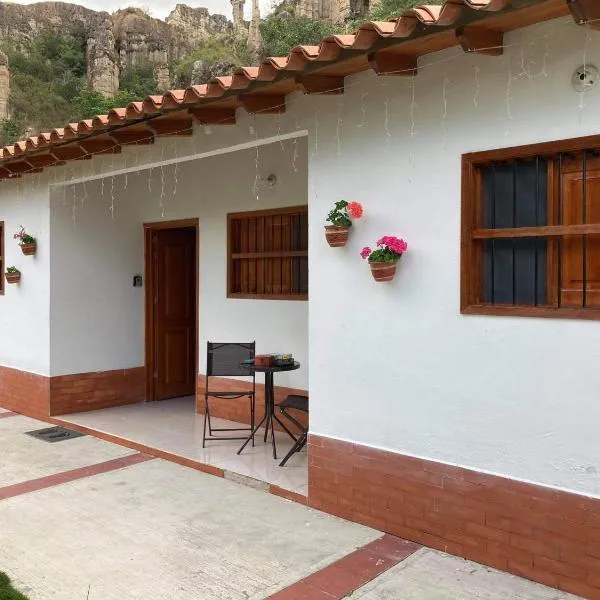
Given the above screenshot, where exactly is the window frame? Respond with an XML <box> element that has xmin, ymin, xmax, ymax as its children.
<box><xmin>227</xmin><ymin>205</ymin><xmax>308</xmax><ymax>301</ymax></box>
<box><xmin>461</xmin><ymin>134</ymin><xmax>600</xmax><ymax>321</ymax></box>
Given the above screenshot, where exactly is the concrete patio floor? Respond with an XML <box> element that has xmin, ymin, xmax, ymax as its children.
<box><xmin>58</xmin><ymin>396</ymin><xmax>308</xmax><ymax>495</ymax></box>
<box><xmin>0</xmin><ymin>410</ymin><xmax>582</xmax><ymax>600</ymax></box>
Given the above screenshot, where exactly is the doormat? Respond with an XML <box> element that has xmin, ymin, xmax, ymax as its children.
<box><xmin>25</xmin><ymin>426</ymin><xmax>86</xmax><ymax>443</ymax></box>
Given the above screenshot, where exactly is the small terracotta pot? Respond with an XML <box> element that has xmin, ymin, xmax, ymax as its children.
<box><xmin>369</xmin><ymin>261</ymin><xmax>397</xmax><ymax>282</ymax></box>
<box><xmin>20</xmin><ymin>242</ymin><xmax>36</xmax><ymax>256</ymax></box>
<box><xmin>254</xmin><ymin>354</ymin><xmax>275</xmax><ymax>367</ymax></box>
<box><xmin>5</xmin><ymin>272</ymin><xmax>21</xmax><ymax>284</ymax></box>
<box><xmin>325</xmin><ymin>226</ymin><xmax>350</xmax><ymax>247</ymax></box>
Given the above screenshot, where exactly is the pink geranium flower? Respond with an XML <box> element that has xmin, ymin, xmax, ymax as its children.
<box><xmin>347</xmin><ymin>202</ymin><xmax>363</xmax><ymax>220</ymax></box>
<box><xmin>360</xmin><ymin>246</ymin><xmax>372</xmax><ymax>260</ymax></box>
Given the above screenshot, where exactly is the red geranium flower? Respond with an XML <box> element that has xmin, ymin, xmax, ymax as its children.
<box><xmin>347</xmin><ymin>202</ymin><xmax>363</xmax><ymax>220</ymax></box>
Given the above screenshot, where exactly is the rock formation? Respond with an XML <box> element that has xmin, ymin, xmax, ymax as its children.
<box><xmin>0</xmin><ymin>1</ymin><xmax>236</xmax><ymax>97</ymax></box>
<box><xmin>295</xmin><ymin>0</ymin><xmax>374</xmax><ymax>22</ymax></box>
<box><xmin>231</xmin><ymin>0</ymin><xmax>245</xmax><ymax>33</ymax></box>
<box><xmin>0</xmin><ymin>50</ymin><xmax>8</xmax><ymax>120</ymax></box>
<box><xmin>247</xmin><ymin>0</ymin><xmax>262</xmax><ymax>64</ymax></box>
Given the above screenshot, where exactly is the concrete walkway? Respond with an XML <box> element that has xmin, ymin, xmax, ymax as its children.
<box><xmin>0</xmin><ymin>412</ymin><xmax>581</xmax><ymax>599</ymax></box>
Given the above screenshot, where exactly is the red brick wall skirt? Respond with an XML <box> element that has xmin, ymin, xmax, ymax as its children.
<box><xmin>0</xmin><ymin>365</ymin><xmax>50</xmax><ymax>419</ymax></box>
<box><xmin>50</xmin><ymin>367</ymin><xmax>145</xmax><ymax>415</ymax></box>
<box><xmin>0</xmin><ymin>366</ymin><xmax>145</xmax><ymax>417</ymax></box>
<box><xmin>196</xmin><ymin>374</ymin><xmax>308</xmax><ymax>431</ymax></box>
<box><xmin>308</xmin><ymin>434</ymin><xmax>600</xmax><ymax>599</ymax></box>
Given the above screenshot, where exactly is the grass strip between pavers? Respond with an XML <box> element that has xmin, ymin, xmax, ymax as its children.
<box><xmin>0</xmin><ymin>572</ymin><xmax>28</xmax><ymax>600</ymax></box>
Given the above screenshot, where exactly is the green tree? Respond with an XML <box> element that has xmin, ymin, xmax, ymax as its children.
<box><xmin>260</xmin><ymin>16</ymin><xmax>337</xmax><ymax>58</ymax></box>
<box><xmin>368</xmin><ymin>0</ymin><xmax>441</xmax><ymax>21</ymax></box>
<box><xmin>0</xmin><ymin>120</ymin><xmax>21</xmax><ymax>147</ymax></box>
<box><xmin>174</xmin><ymin>38</ymin><xmax>240</xmax><ymax>87</ymax></box>
<box><xmin>74</xmin><ymin>90</ymin><xmax>139</xmax><ymax>120</ymax></box>
<box><xmin>119</xmin><ymin>63</ymin><xmax>157</xmax><ymax>99</ymax></box>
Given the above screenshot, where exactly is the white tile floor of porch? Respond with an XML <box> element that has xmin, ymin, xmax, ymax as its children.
<box><xmin>58</xmin><ymin>396</ymin><xmax>308</xmax><ymax>496</ymax></box>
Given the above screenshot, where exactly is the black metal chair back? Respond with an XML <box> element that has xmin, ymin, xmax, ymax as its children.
<box><xmin>206</xmin><ymin>342</ymin><xmax>255</xmax><ymax>379</ymax></box>
<box><xmin>202</xmin><ymin>342</ymin><xmax>256</xmax><ymax>447</ymax></box>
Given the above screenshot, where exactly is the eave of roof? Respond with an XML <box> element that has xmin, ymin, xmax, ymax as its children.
<box><xmin>0</xmin><ymin>0</ymin><xmax>584</xmax><ymax>181</ymax></box>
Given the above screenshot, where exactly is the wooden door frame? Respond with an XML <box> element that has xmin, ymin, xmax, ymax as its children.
<box><xmin>144</xmin><ymin>218</ymin><xmax>199</xmax><ymax>402</ymax></box>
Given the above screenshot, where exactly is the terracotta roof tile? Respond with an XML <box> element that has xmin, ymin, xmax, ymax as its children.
<box><xmin>0</xmin><ymin>0</ymin><xmax>561</xmax><ymax>177</ymax></box>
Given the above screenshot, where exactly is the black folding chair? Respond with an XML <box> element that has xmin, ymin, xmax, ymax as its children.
<box><xmin>202</xmin><ymin>342</ymin><xmax>256</xmax><ymax>448</ymax></box>
<box><xmin>278</xmin><ymin>395</ymin><xmax>309</xmax><ymax>466</ymax></box>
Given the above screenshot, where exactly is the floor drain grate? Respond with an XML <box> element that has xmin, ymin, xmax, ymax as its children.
<box><xmin>25</xmin><ymin>426</ymin><xmax>86</xmax><ymax>443</ymax></box>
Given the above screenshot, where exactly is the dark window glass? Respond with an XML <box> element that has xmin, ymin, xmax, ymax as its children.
<box><xmin>481</xmin><ymin>159</ymin><xmax>548</xmax><ymax>305</ymax></box>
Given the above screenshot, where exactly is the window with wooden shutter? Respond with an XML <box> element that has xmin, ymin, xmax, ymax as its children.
<box><xmin>227</xmin><ymin>206</ymin><xmax>308</xmax><ymax>300</ymax></box>
<box><xmin>0</xmin><ymin>221</ymin><xmax>4</xmax><ymax>295</ymax></box>
<box><xmin>462</xmin><ymin>136</ymin><xmax>600</xmax><ymax>319</ymax></box>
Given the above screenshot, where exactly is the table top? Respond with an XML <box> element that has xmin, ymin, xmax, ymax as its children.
<box><xmin>244</xmin><ymin>362</ymin><xmax>300</xmax><ymax>373</ymax></box>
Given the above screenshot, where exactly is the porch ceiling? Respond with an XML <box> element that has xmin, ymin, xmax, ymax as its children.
<box><xmin>0</xmin><ymin>0</ymin><xmax>588</xmax><ymax>182</ymax></box>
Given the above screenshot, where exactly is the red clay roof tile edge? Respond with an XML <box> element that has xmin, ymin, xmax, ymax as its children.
<box><xmin>0</xmin><ymin>0</ymin><xmax>544</xmax><ymax>173</ymax></box>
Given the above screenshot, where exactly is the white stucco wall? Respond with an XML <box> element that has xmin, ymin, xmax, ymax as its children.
<box><xmin>307</xmin><ymin>19</ymin><xmax>600</xmax><ymax>496</ymax></box>
<box><xmin>49</xmin><ymin>139</ymin><xmax>309</xmax><ymax>391</ymax></box>
<box><xmin>0</xmin><ymin>178</ymin><xmax>50</xmax><ymax>374</ymax></box>
<box><xmin>36</xmin><ymin>15</ymin><xmax>600</xmax><ymax>496</ymax></box>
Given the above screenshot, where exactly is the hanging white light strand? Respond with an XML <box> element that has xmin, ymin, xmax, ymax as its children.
<box><xmin>505</xmin><ymin>58</ymin><xmax>513</xmax><ymax>135</ymax></box>
<box><xmin>383</xmin><ymin>84</ymin><xmax>391</xmax><ymax>148</ymax></box>
<box><xmin>408</xmin><ymin>77</ymin><xmax>417</xmax><ymax>183</ymax></box>
<box><xmin>313</xmin><ymin>108</ymin><xmax>319</xmax><ymax>159</ymax></box>
<box><xmin>110</xmin><ymin>156</ymin><xmax>116</xmax><ymax>220</ymax></box>
<box><xmin>81</xmin><ymin>179</ymin><xmax>88</xmax><ymax>207</ymax></box>
<box><xmin>72</xmin><ymin>183</ymin><xmax>77</xmax><ymax>226</ymax></box>
<box><xmin>159</xmin><ymin>144</ymin><xmax>166</xmax><ymax>218</ymax></box>
<box><xmin>172</xmin><ymin>139</ymin><xmax>179</xmax><ymax>198</ymax></box>
<box><xmin>441</xmin><ymin>76</ymin><xmax>450</xmax><ymax>148</ymax></box>
<box><xmin>252</xmin><ymin>116</ymin><xmax>260</xmax><ymax>201</ymax></box>
<box><xmin>292</xmin><ymin>108</ymin><xmax>300</xmax><ymax>173</ymax></box>
<box><xmin>278</xmin><ymin>111</ymin><xmax>285</xmax><ymax>152</ymax></box>
<box><xmin>540</xmin><ymin>34</ymin><xmax>550</xmax><ymax>78</ymax></box>
<box><xmin>336</xmin><ymin>96</ymin><xmax>343</xmax><ymax>158</ymax></box>
<box><xmin>579</xmin><ymin>32</ymin><xmax>592</xmax><ymax>112</ymax></box>
<box><xmin>357</xmin><ymin>92</ymin><xmax>368</xmax><ymax>128</ymax></box>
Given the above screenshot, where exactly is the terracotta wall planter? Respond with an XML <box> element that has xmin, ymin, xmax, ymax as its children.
<box><xmin>5</xmin><ymin>272</ymin><xmax>21</xmax><ymax>284</ymax></box>
<box><xmin>20</xmin><ymin>242</ymin><xmax>37</xmax><ymax>256</ymax></box>
<box><xmin>325</xmin><ymin>226</ymin><xmax>350</xmax><ymax>247</ymax></box>
<box><xmin>369</xmin><ymin>261</ymin><xmax>397</xmax><ymax>282</ymax></box>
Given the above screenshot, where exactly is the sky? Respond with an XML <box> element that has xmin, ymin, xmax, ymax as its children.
<box><xmin>2</xmin><ymin>0</ymin><xmax>275</xmax><ymax>21</ymax></box>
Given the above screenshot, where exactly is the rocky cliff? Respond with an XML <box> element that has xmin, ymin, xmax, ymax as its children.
<box><xmin>0</xmin><ymin>1</ymin><xmax>238</xmax><ymax>97</ymax></box>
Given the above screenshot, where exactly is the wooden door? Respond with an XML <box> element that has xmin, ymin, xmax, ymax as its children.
<box><xmin>561</xmin><ymin>160</ymin><xmax>600</xmax><ymax>308</ymax></box>
<box><xmin>153</xmin><ymin>228</ymin><xmax>196</xmax><ymax>400</ymax></box>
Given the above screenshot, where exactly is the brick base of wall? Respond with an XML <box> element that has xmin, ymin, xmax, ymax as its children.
<box><xmin>196</xmin><ymin>374</ymin><xmax>308</xmax><ymax>432</ymax></box>
<box><xmin>50</xmin><ymin>367</ymin><xmax>145</xmax><ymax>415</ymax></box>
<box><xmin>0</xmin><ymin>366</ymin><xmax>50</xmax><ymax>419</ymax></box>
<box><xmin>0</xmin><ymin>366</ymin><xmax>145</xmax><ymax>418</ymax></box>
<box><xmin>308</xmin><ymin>434</ymin><xmax>600</xmax><ymax>599</ymax></box>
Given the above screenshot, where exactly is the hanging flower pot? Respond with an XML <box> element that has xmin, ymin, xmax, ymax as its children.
<box><xmin>369</xmin><ymin>261</ymin><xmax>398</xmax><ymax>282</ymax></box>
<box><xmin>325</xmin><ymin>225</ymin><xmax>350</xmax><ymax>247</ymax></box>
<box><xmin>14</xmin><ymin>226</ymin><xmax>37</xmax><ymax>256</ymax></box>
<box><xmin>20</xmin><ymin>242</ymin><xmax>37</xmax><ymax>256</ymax></box>
<box><xmin>5</xmin><ymin>268</ymin><xmax>21</xmax><ymax>284</ymax></box>
<box><xmin>361</xmin><ymin>236</ymin><xmax>408</xmax><ymax>283</ymax></box>
<box><xmin>324</xmin><ymin>201</ymin><xmax>363</xmax><ymax>247</ymax></box>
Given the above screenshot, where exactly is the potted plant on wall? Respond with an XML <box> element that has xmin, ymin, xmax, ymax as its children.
<box><xmin>5</xmin><ymin>267</ymin><xmax>21</xmax><ymax>284</ymax></box>
<box><xmin>325</xmin><ymin>201</ymin><xmax>363</xmax><ymax>247</ymax></box>
<box><xmin>360</xmin><ymin>236</ymin><xmax>408</xmax><ymax>282</ymax></box>
<box><xmin>14</xmin><ymin>226</ymin><xmax>36</xmax><ymax>256</ymax></box>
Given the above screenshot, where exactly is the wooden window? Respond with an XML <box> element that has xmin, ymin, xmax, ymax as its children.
<box><xmin>462</xmin><ymin>135</ymin><xmax>600</xmax><ymax>320</ymax></box>
<box><xmin>227</xmin><ymin>206</ymin><xmax>308</xmax><ymax>300</ymax></box>
<box><xmin>0</xmin><ymin>221</ymin><xmax>4</xmax><ymax>296</ymax></box>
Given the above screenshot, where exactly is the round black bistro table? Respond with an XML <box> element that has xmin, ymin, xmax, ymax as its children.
<box><xmin>237</xmin><ymin>362</ymin><xmax>300</xmax><ymax>460</ymax></box>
